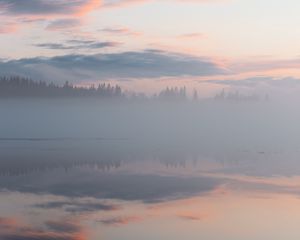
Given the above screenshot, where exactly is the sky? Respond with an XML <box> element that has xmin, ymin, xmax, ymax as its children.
<box><xmin>1</xmin><ymin>0</ymin><xmax>300</xmax><ymax>96</ymax></box>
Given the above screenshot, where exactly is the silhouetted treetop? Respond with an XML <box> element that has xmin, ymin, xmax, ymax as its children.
<box><xmin>156</xmin><ymin>86</ymin><xmax>187</xmax><ymax>101</ymax></box>
<box><xmin>0</xmin><ymin>76</ymin><xmax>124</xmax><ymax>99</ymax></box>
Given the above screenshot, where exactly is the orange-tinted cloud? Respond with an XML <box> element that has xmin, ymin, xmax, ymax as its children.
<box><xmin>0</xmin><ymin>0</ymin><xmax>227</xmax><ymax>34</ymax></box>
<box><xmin>0</xmin><ymin>22</ymin><xmax>18</xmax><ymax>34</ymax></box>
<box><xmin>0</xmin><ymin>0</ymin><xmax>226</xmax><ymax>17</ymax></box>
<box><xmin>76</xmin><ymin>0</ymin><xmax>102</xmax><ymax>16</ymax></box>
<box><xmin>177</xmin><ymin>212</ymin><xmax>210</xmax><ymax>221</ymax></box>
<box><xmin>0</xmin><ymin>0</ymin><xmax>102</xmax><ymax>34</ymax></box>
<box><xmin>177</xmin><ymin>32</ymin><xmax>206</xmax><ymax>39</ymax></box>
<box><xmin>0</xmin><ymin>217</ymin><xmax>17</xmax><ymax>228</ymax></box>
<box><xmin>232</xmin><ymin>57</ymin><xmax>300</xmax><ymax>74</ymax></box>
<box><xmin>103</xmin><ymin>0</ymin><xmax>150</xmax><ymax>8</ymax></box>
<box><xmin>0</xmin><ymin>217</ymin><xmax>88</xmax><ymax>240</ymax></box>
<box><xmin>0</xmin><ymin>0</ymin><xmax>101</xmax><ymax>17</ymax></box>
<box><xmin>98</xmin><ymin>216</ymin><xmax>142</xmax><ymax>226</ymax></box>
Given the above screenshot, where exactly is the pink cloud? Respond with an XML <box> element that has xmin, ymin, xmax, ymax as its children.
<box><xmin>0</xmin><ymin>217</ymin><xmax>88</xmax><ymax>240</ymax></box>
<box><xmin>177</xmin><ymin>32</ymin><xmax>206</xmax><ymax>39</ymax></box>
<box><xmin>76</xmin><ymin>0</ymin><xmax>103</xmax><ymax>16</ymax></box>
<box><xmin>231</xmin><ymin>57</ymin><xmax>300</xmax><ymax>74</ymax></box>
<box><xmin>177</xmin><ymin>212</ymin><xmax>210</xmax><ymax>221</ymax></box>
<box><xmin>0</xmin><ymin>0</ymin><xmax>227</xmax><ymax>34</ymax></box>
<box><xmin>0</xmin><ymin>0</ymin><xmax>102</xmax><ymax>17</ymax></box>
<box><xmin>0</xmin><ymin>0</ymin><xmax>103</xmax><ymax>34</ymax></box>
<box><xmin>101</xmin><ymin>27</ymin><xmax>143</xmax><ymax>36</ymax></box>
<box><xmin>0</xmin><ymin>22</ymin><xmax>18</xmax><ymax>34</ymax></box>
<box><xmin>98</xmin><ymin>216</ymin><xmax>142</xmax><ymax>226</ymax></box>
<box><xmin>103</xmin><ymin>0</ymin><xmax>227</xmax><ymax>8</ymax></box>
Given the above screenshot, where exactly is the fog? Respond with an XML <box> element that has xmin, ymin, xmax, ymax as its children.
<box><xmin>1</xmin><ymin>98</ymin><xmax>300</xmax><ymax>177</ymax></box>
<box><xmin>1</xmin><ymin>98</ymin><xmax>300</xmax><ymax>240</ymax></box>
<box><xmin>1</xmin><ymin>98</ymin><xmax>298</xmax><ymax>147</ymax></box>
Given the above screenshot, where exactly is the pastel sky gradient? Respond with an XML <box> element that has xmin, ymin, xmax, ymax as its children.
<box><xmin>1</xmin><ymin>0</ymin><xmax>300</xmax><ymax>96</ymax></box>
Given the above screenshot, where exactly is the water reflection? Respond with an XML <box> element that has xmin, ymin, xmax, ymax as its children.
<box><xmin>1</xmin><ymin>140</ymin><xmax>300</xmax><ymax>239</ymax></box>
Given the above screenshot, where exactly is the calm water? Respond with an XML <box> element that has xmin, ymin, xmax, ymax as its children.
<box><xmin>0</xmin><ymin>139</ymin><xmax>300</xmax><ymax>240</ymax></box>
<box><xmin>1</xmin><ymin>100</ymin><xmax>300</xmax><ymax>239</ymax></box>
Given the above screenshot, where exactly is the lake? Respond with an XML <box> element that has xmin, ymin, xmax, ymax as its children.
<box><xmin>0</xmin><ymin>100</ymin><xmax>299</xmax><ymax>239</ymax></box>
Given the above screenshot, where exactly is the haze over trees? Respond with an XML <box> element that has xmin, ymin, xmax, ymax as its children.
<box><xmin>0</xmin><ymin>76</ymin><xmax>267</xmax><ymax>102</ymax></box>
<box><xmin>0</xmin><ymin>76</ymin><xmax>123</xmax><ymax>99</ymax></box>
<box><xmin>0</xmin><ymin>76</ymin><xmax>191</xmax><ymax>101</ymax></box>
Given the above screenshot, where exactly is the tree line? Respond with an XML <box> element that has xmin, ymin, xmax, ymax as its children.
<box><xmin>0</xmin><ymin>76</ymin><xmax>193</xmax><ymax>100</ymax></box>
<box><xmin>0</xmin><ymin>76</ymin><xmax>123</xmax><ymax>98</ymax></box>
<box><xmin>214</xmin><ymin>89</ymin><xmax>267</xmax><ymax>102</ymax></box>
<box><xmin>0</xmin><ymin>76</ymin><xmax>266</xmax><ymax>101</ymax></box>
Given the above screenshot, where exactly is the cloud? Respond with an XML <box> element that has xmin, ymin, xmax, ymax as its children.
<box><xmin>0</xmin><ymin>50</ymin><xmax>225</xmax><ymax>83</ymax></box>
<box><xmin>0</xmin><ymin>22</ymin><xmax>18</xmax><ymax>34</ymax></box>
<box><xmin>0</xmin><ymin>218</ymin><xmax>17</xmax><ymax>228</ymax></box>
<box><xmin>101</xmin><ymin>27</ymin><xmax>142</xmax><ymax>36</ymax></box>
<box><xmin>46</xmin><ymin>19</ymin><xmax>82</xmax><ymax>31</ymax></box>
<box><xmin>0</xmin><ymin>0</ymin><xmax>227</xmax><ymax>17</ymax></box>
<box><xmin>33</xmin><ymin>200</ymin><xmax>119</xmax><ymax>213</ymax></box>
<box><xmin>0</xmin><ymin>0</ymin><xmax>101</xmax><ymax>16</ymax></box>
<box><xmin>34</xmin><ymin>43</ymin><xmax>75</xmax><ymax>50</ymax></box>
<box><xmin>102</xmin><ymin>0</ymin><xmax>225</xmax><ymax>8</ymax></box>
<box><xmin>0</xmin><ymin>0</ymin><xmax>227</xmax><ymax>34</ymax></box>
<box><xmin>34</xmin><ymin>41</ymin><xmax>120</xmax><ymax>50</ymax></box>
<box><xmin>177</xmin><ymin>213</ymin><xmax>209</xmax><ymax>221</ymax></box>
<box><xmin>0</xmin><ymin>0</ymin><xmax>226</xmax><ymax>18</ymax></box>
<box><xmin>0</xmin><ymin>170</ymin><xmax>221</xmax><ymax>203</ymax></box>
<box><xmin>177</xmin><ymin>32</ymin><xmax>206</xmax><ymax>39</ymax></box>
<box><xmin>0</xmin><ymin>217</ymin><xmax>87</xmax><ymax>240</ymax></box>
<box><xmin>45</xmin><ymin>220</ymin><xmax>82</xmax><ymax>233</ymax></box>
<box><xmin>231</xmin><ymin>58</ymin><xmax>300</xmax><ymax>74</ymax></box>
<box><xmin>103</xmin><ymin>0</ymin><xmax>146</xmax><ymax>7</ymax></box>
<box><xmin>98</xmin><ymin>216</ymin><xmax>141</xmax><ymax>226</ymax></box>
<box><xmin>0</xmin><ymin>1</ymin><xmax>102</xmax><ymax>34</ymax></box>
<box><xmin>206</xmin><ymin>76</ymin><xmax>300</xmax><ymax>88</ymax></box>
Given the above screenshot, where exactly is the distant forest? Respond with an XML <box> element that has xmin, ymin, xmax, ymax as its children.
<box><xmin>0</xmin><ymin>76</ymin><xmax>190</xmax><ymax>100</ymax></box>
<box><xmin>0</xmin><ymin>76</ymin><xmax>124</xmax><ymax>99</ymax></box>
<box><xmin>0</xmin><ymin>76</ymin><xmax>264</xmax><ymax>101</ymax></box>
